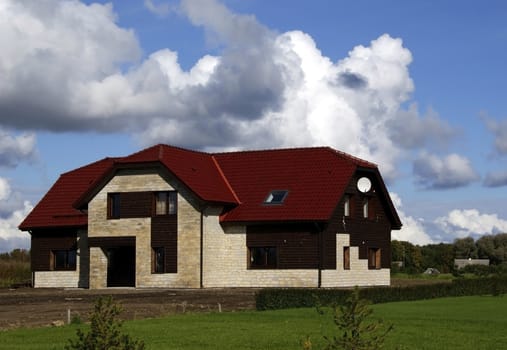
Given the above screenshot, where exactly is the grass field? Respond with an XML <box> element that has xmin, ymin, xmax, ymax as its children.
<box><xmin>1</xmin><ymin>295</ymin><xmax>506</xmax><ymax>350</ymax></box>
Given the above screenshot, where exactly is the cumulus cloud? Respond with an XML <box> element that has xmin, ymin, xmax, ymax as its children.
<box><xmin>0</xmin><ymin>0</ymin><xmax>461</xmax><ymax>182</ymax></box>
<box><xmin>484</xmin><ymin>171</ymin><xmax>507</xmax><ymax>187</ymax></box>
<box><xmin>0</xmin><ymin>177</ymin><xmax>10</xmax><ymax>201</ymax></box>
<box><xmin>0</xmin><ymin>177</ymin><xmax>32</xmax><ymax>252</ymax></box>
<box><xmin>144</xmin><ymin>0</ymin><xmax>171</xmax><ymax>17</ymax></box>
<box><xmin>413</xmin><ymin>151</ymin><xmax>479</xmax><ymax>189</ymax></box>
<box><xmin>435</xmin><ymin>209</ymin><xmax>507</xmax><ymax>238</ymax></box>
<box><xmin>0</xmin><ymin>129</ymin><xmax>37</xmax><ymax>168</ymax></box>
<box><xmin>482</xmin><ymin>114</ymin><xmax>507</xmax><ymax>155</ymax></box>
<box><xmin>387</xmin><ymin>105</ymin><xmax>455</xmax><ymax>149</ymax></box>
<box><xmin>390</xmin><ymin>193</ymin><xmax>434</xmax><ymax>245</ymax></box>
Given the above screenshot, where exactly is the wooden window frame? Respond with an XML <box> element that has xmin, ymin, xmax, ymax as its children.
<box><xmin>343</xmin><ymin>246</ymin><xmax>351</xmax><ymax>270</ymax></box>
<box><xmin>51</xmin><ymin>249</ymin><xmax>77</xmax><ymax>271</ymax></box>
<box><xmin>108</xmin><ymin>193</ymin><xmax>121</xmax><ymax>219</ymax></box>
<box><xmin>152</xmin><ymin>247</ymin><xmax>165</xmax><ymax>274</ymax></box>
<box><xmin>154</xmin><ymin>191</ymin><xmax>177</xmax><ymax>216</ymax></box>
<box><xmin>368</xmin><ymin>247</ymin><xmax>381</xmax><ymax>270</ymax></box>
<box><xmin>248</xmin><ymin>247</ymin><xmax>278</xmax><ymax>269</ymax></box>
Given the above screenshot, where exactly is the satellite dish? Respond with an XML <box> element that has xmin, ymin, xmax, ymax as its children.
<box><xmin>357</xmin><ymin>177</ymin><xmax>372</xmax><ymax>193</ymax></box>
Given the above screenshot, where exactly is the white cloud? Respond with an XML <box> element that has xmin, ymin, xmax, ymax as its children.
<box><xmin>144</xmin><ymin>0</ymin><xmax>171</xmax><ymax>17</ymax></box>
<box><xmin>413</xmin><ymin>151</ymin><xmax>479</xmax><ymax>189</ymax></box>
<box><xmin>484</xmin><ymin>171</ymin><xmax>507</xmax><ymax>187</ymax></box>
<box><xmin>0</xmin><ymin>0</ymin><xmax>461</xmax><ymax>183</ymax></box>
<box><xmin>0</xmin><ymin>177</ymin><xmax>32</xmax><ymax>252</ymax></box>
<box><xmin>482</xmin><ymin>114</ymin><xmax>507</xmax><ymax>155</ymax></box>
<box><xmin>390</xmin><ymin>193</ymin><xmax>434</xmax><ymax>245</ymax></box>
<box><xmin>0</xmin><ymin>177</ymin><xmax>10</xmax><ymax>201</ymax></box>
<box><xmin>0</xmin><ymin>128</ymin><xmax>37</xmax><ymax>167</ymax></box>
<box><xmin>435</xmin><ymin>209</ymin><xmax>507</xmax><ymax>238</ymax></box>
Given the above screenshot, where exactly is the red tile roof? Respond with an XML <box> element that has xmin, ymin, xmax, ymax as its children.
<box><xmin>19</xmin><ymin>158</ymin><xmax>116</xmax><ymax>230</ymax></box>
<box><xmin>19</xmin><ymin>144</ymin><xmax>401</xmax><ymax>230</ymax></box>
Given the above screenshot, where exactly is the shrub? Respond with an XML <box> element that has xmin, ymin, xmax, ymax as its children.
<box><xmin>256</xmin><ymin>277</ymin><xmax>507</xmax><ymax>310</ymax></box>
<box><xmin>65</xmin><ymin>296</ymin><xmax>145</xmax><ymax>350</ymax></box>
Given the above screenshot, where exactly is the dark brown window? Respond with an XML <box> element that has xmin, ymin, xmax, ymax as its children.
<box><xmin>108</xmin><ymin>193</ymin><xmax>121</xmax><ymax>219</ymax></box>
<box><xmin>154</xmin><ymin>191</ymin><xmax>177</xmax><ymax>216</ymax></box>
<box><xmin>344</xmin><ymin>195</ymin><xmax>353</xmax><ymax>217</ymax></box>
<box><xmin>368</xmin><ymin>248</ymin><xmax>381</xmax><ymax>269</ymax></box>
<box><xmin>152</xmin><ymin>247</ymin><xmax>165</xmax><ymax>273</ymax></box>
<box><xmin>51</xmin><ymin>250</ymin><xmax>76</xmax><ymax>270</ymax></box>
<box><xmin>343</xmin><ymin>247</ymin><xmax>350</xmax><ymax>270</ymax></box>
<box><xmin>249</xmin><ymin>247</ymin><xmax>277</xmax><ymax>269</ymax></box>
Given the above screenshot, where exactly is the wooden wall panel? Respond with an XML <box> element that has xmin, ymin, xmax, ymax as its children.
<box><xmin>247</xmin><ymin>224</ymin><xmax>319</xmax><ymax>269</ymax></box>
<box><xmin>326</xmin><ymin>171</ymin><xmax>392</xmax><ymax>269</ymax></box>
<box><xmin>118</xmin><ymin>192</ymin><xmax>153</xmax><ymax>218</ymax></box>
<box><xmin>30</xmin><ymin>229</ymin><xmax>77</xmax><ymax>271</ymax></box>
<box><xmin>151</xmin><ymin>215</ymin><xmax>177</xmax><ymax>273</ymax></box>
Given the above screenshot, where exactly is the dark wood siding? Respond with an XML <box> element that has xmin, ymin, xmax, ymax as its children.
<box><xmin>325</xmin><ymin>171</ymin><xmax>392</xmax><ymax>269</ymax></box>
<box><xmin>88</xmin><ymin>236</ymin><xmax>136</xmax><ymax>247</ymax></box>
<box><xmin>151</xmin><ymin>215</ymin><xmax>177</xmax><ymax>273</ymax></box>
<box><xmin>30</xmin><ymin>229</ymin><xmax>77</xmax><ymax>271</ymax></box>
<box><xmin>115</xmin><ymin>192</ymin><xmax>153</xmax><ymax>218</ymax></box>
<box><xmin>247</xmin><ymin>224</ymin><xmax>319</xmax><ymax>269</ymax></box>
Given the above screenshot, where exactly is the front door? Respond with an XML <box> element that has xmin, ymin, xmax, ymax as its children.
<box><xmin>106</xmin><ymin>246</ymin><xmax>135</xmax><ymax>287</ymax></box>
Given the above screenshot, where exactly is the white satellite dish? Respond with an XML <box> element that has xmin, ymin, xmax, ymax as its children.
<box><xmin>357</xmin><ymin>177</ymin><xmax>372</xmax><ymax>193</ymax></box>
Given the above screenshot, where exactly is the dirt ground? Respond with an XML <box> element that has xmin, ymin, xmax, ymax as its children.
<box><xmin>0</xmin><ymin>288</ymin><xmax>257</xmax><ymax>330</ymax></box>
<box><xmin>0</xmin><ymin>279</ymin><xmax>448</xmax><ymax>330</ymax></box>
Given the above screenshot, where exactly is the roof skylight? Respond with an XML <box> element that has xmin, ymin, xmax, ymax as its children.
<box><xmin>264</xmin><ymin>190</ymin><xmax>288</xmax><ymax>204</ymax></box>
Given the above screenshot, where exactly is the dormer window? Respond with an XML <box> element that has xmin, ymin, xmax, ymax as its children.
<box><xmin>264</xmin><ymin>190</ymin><xmax>288</xmax><ymax>204</ymax></box>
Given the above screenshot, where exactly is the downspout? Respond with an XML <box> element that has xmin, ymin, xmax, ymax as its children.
<box><xmin>200</xmin><ymin>208</ymin><xmax>204</xmax><ymax>289</ymax></box>
<box><xmin>316</xmin><ymin>223</ymin><xmax>323</xmax><ymax>288</ymax></box>
<box><xmin>318</xmin><ymin>230</ymin><xmax>322</xmax><ymax>288</ymax></box>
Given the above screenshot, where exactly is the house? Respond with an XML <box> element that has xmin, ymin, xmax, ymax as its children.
<box><xmin>19</xmin><ymin>144</ymin><xmax>402</xmax><ymax>289</ymax></box>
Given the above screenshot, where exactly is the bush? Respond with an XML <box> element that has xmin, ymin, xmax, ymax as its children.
<box><xmin>323</xmin><ymin>287</ymin><xmax>393</xmax><ymax>350</ymax></box>
<box><xmin>256</xmin><ymin>277</ymin><xmax>507</xmax><ymax>310</ymax></box>
<box><xmin>65</xmin><ymin>296</ymin><xmax>145</xmax><ymax>350</ymax></box>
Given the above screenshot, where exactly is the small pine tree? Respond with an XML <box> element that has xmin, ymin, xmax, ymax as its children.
<box><xmin>65</xmin><ymin>296</ymin><xmax>145</xmax><ymax>350</ymax></box>
<box><xmin>324</xmin><ymin>287</ymin><xmax>393</xmax><ymax>350</ymax></box>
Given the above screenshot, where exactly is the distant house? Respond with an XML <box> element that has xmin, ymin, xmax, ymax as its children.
<box><xmin>454</xmin><ymin>259</ymin><xmax>490</xmax><ymax>269</ymax></box>
<box><xmin>19</xmin><ymin>144</ymin><xmax>402</xmax><ymax>289</ymax></box>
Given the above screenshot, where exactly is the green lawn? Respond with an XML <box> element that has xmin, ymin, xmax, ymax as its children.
<box><xmin>1</xmin><ymin>295</ymin><xmax>506</xmax><ymax>349</ymax></box>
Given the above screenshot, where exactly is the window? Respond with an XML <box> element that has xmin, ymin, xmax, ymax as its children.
<box><xmin>51</xmin><ymin>250</ymin><xmax>77</xmax><ymax>270</ymax></box>
<box><xmin>368</xmin><ymin>248</ymin><xmax>381</xmax><ymax>269</ymax></box>
<box><xmin>343</xmin><ymin>247</ymin><xmax>350</xmax><ymax>270</ymax></box>
<box><xmin>249</xmin><ymin>247</ymin><xmax>277</xmax><ymax>268</ymax></box>
<box><xmin>152</xmin><ymin>247</ymin><xmax>165</xmax><ymax>273</ymax></box>
<box><xmin>264</xmin><ymin>190</ymin><xmax>288</xmax><ymax>204</ymax></box>
<box><xmin>344</xmin><ymin>195</ymin><xmax>351</xmax><ymax>216</ymax></box>
<box><xmin>363</xmin><ymin>198</ymin><xmax>369</xmax><ymax>218</ymax></box>
<box><xmin>154</xmin><ymin>191</ymin><xmax>177</xmax><ymax>216</ymax></box>
<box><xmin>108</xmin><ymin>193</ymin><xmax>121</xmax><ymax>219</ymax></box>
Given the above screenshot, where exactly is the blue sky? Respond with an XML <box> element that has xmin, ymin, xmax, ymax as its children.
<box><xmin>0</xmin><ymin>0</ymin><xmax>506</xmax><ymax>251</ymax></box>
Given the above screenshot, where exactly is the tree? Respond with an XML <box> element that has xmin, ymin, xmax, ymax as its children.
<box><xmin>454</xmin><ymin>237</ymin><xmax>478</xmax><ymax>259</ymax></box>
<box><xmin>477</xmin><ymin>234</ymin><xmax>507</xmax><ymax>265</ymax></box>
<box><xmin>391</xmin><ymin>240</ymin><xmax>422</xmax><ymax>273</ymax></box>
<box><xmin>323</xmin><ymin>287</ymin><xmax>393</xmax><ymax>350</ymax></box>
<box><xmin>66</xmin><ymin>296</ymin><xmax>145</xmax><ymax>350</ymax></box>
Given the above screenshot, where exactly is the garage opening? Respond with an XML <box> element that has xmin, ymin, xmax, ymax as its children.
<box><xmin>107</xmin><ymin>246</ymin><xmax>135</xmax><ymax>287</ymax></box>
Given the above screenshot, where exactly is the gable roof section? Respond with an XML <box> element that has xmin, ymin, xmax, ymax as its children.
<box><xmin>215</xmin><ymin>147</ymin><xmax>376</xmax><ymax>223</ymax></box>
<box><xmin>19</xmin><ymin>158</ymin><xmax>116</xmax><ymax>230</ymax></box>
<box><xmin>20</xmin><ymin>144</ymin><xmax>401</xmax><ymax>231</ymax></box>
<box><xmin>111</xmin><ymin>144</ymin><xmax>240</xmax><ymax>204</ymax></box>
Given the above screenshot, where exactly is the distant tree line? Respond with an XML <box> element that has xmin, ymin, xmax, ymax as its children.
<box><xmin>0</xmin><ymin>248</ymin><xmax>30</xmax><ymax>262</ymax></box>
<box><xmin>392</xmin><ymin>233</ymin><xmax>507</xmax><ymax>274</ymax></box>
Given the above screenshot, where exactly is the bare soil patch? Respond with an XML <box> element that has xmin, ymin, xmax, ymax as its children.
<box><xmin>0</xmin><ymin>288</ymin><xmax>257</xmax><ymax>330</ymax></box>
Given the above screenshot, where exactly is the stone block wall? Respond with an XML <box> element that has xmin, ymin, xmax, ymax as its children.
<box><xmin>321</xmin><ymin>234</ymin><xmax>390</xmax><ymax>287</ymax></box>
<box><xmin>87</xmin><ymin>169</ymin><xmax>201</xmax><ymax>288</ymax></box>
